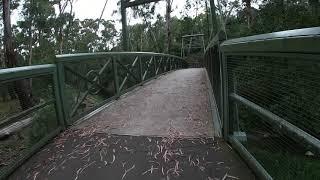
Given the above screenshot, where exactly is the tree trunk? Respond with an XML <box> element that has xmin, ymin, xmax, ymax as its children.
<box><xmin>65</xmin><ymin>3</ymin><xmax>73</xmax><ymax>53</ymax></box>
<box><xmin>309</xmin><ymin>0</ymin><xmax>319</xmax><ymax>18</ymax></box>
<box><xmin>205</xmin><ymin>0</ymin><xmax>210</xmax><ymax>40</ymax></box>
<box><xmin>3</xmin><ymin>0</ymin><xmax>17</xmax><ymax>68</ymax></box>
<box><xmin>2</xmin><ymin>0</ymin><xmax>34</xmax><ymax>110</ymax></box>
<box><xmin>165</xmin><ymin>0</ymin><xmax>172</xmax><ymax>53</ymax></box>
<box><xmin>243</xmin><ymin>0</ymin><xmax>252</xmax><ymax>29</ymax></box>
<box><xmin>58</xmin><ymin>0</ymin><xmax>72</xmax><ymax>54</ymax></box>
<box><xmin>209</xmin><ymin>0</ymin><xmax>217</xmax><ymax>36</ymax></box>
<box><xmin>28</xmin><ymin>0</ymin><xmax>33</xmax><ymax>65</ymax></box>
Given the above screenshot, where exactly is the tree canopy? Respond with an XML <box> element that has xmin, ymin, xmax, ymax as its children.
<box><xmin>0</xmin><ymin>0</ymin><xmax>319</xmax><ymax>65</ymax></box>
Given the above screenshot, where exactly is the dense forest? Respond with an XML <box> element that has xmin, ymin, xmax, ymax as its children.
<box><xmin>0</xmin><ymin>0</ymin><xmax>319</xmax><ymax>67</ymax></box>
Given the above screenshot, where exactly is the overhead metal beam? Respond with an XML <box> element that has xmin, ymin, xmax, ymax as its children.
<box><xmin>121</xmin><ymin>0</ymin><xmax>163</xmax><ymax>51</ymax></box>
<box><xmin>124</xmin><ymin>0</ymin><xmax>162</xmax><ymax>8</ymax></box>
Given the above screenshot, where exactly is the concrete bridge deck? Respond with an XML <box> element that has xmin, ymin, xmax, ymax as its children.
<box><xmin>9</xmin><ymin>69</ymin><xmax>255</xmax><ymax>180</ymax></box>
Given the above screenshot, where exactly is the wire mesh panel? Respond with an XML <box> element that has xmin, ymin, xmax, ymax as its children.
<box><xmin>235</xmin><ymin>104</ymin><xmax>320</xmax><ymax>179</ymax></box>
<box><xmin>227</xmin><ymin>56</ymin><xmax>320</xmax><ymax>139</ymax></box>
<box><xmin>206</xmin><ymin>27</ymin><xmax>320</xmax><ymax>179</ymax></box>
<box><xmin>0</xmin><ymin>66</ymin><xmax>62</xmax><ymax>179</ymax></box>
<box><xmin>203</xmin><ymin>44</ymin><xmax>222</xmax><ymax>118</ymax></box>
<box><xmin>226</xmin><ymin>55</ymin><xmax>320</xmax><ymax>179</ymax></box>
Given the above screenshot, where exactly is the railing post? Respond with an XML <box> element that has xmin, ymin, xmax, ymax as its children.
<box><xmin>153</xmin><ymin>56</ymin><xmax>157</xmax><ymax>76</ymax></box>
<box><xmin>138</xmin><ymin>56</ymin><xmax>143</xmax><ymax>82</ymax></box>
<box><xmin>53</xmin><ymin>65</ymin><xmax>66</xmax><ymax>129</ymax></box>
<box><xmin>221</xmin><ymin>53</ymin><xmax>230</xmax><ymax>140</ymax></box>
<box><xmin>55</xmin><ymin>60</ymin><xmax>69</xmax><ymax>126</ymax></box>
<box><xmin>113</xmin><ymin>57</ymin><xmax>120</xmax><ymax>98</ymax></box>
<box><xmin>176</xmin><ymin>59</ymin><xmax>179</xmax><ymax>69</ymax></box>
<box><xmin>232</xmin><ymin>74</ymin><xmax>240</xmax><ymax>132</ymax></box>
<box><xmin>175</xmin><ymin>59</ymin><xmax>177</xmax><ymax>69</ymax></box>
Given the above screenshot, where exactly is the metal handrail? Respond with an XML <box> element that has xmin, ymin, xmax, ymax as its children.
<box><xmin>0</xmin><ymin>64</ymin><xmax>56</xmax><ymax>82</ymax></box>
<box><xmin>204</xmin><ymin>27</ymin><xmax>320</xmax><ymax>180</ymax></box>
<box><xmin>55</xmin><ymin>51</ymin><xmax>187</xmax><ymax>124</ymax></box>
<box><xmin>221</xmin><ymin>27</ymin><xmax>320</xmax><ymax>53</ymax></box>
<box><xmin>0</xmin><ymin>64</ymin><xmax>64</xmax><ymax>179</ymax></box>
<box><xmin>0</xmin><ymin>51</ymin><xmax>187</xmax><ymax>179</ymax></box>
<box><xmin>56</xmin><ymin>52</ymin><xmax>184</xmax><ymax>62</ymax></box>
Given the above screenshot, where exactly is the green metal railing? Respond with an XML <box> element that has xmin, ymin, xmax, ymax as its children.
<box><xmin>0</xmin><ymin>65</ymin><xmax>64</xmax><ymax>179</ymax></box>
<box><xmin>2</xmin><ymin>26</ymin><xmax>319</xmax><ymax>179</ymax></box>
<box><xmin>0</xmin><ymin>52</ymin><xmax>186</xmax><ymax>179</ymax></box>
<box><xmin>56</xmin><ymin>52</ymin><xmax>186</xmax><ymax>125</ymax></box>
<box><xmin>204</xmin><ymin>27</ymin><xmax>320</xmax><ymax>180</ymax></box>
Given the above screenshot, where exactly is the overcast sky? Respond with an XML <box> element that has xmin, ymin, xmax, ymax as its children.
<box><xmin>12</xmin><ymin>0</ymin><xmax>199</xmax><ymax>30</ymax></box>
<box><xmin>71</xmin><ymin>0</ymin><xmax>189</xmax><ymax>29</ymax></box>
<box><xmin>11</xmin><ymin>0</ymin><xmax>260</xmax><ymax>31</ymax></box>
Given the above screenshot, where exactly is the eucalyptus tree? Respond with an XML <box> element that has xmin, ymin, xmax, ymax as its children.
<box><xmin>56</xmin><ymin>0</ymin><xmax>75</xmax><ymax>54</ymax></box>
<box><xmin>130</xmin><ymin>2</ymin><xmax>161</xmax><ymax>52</ymax></box>
<box><xmin>15</xmin><ymin>0</ymin><xmax>57</xmax><ymax>65</ymax></box>
<box><xmin>2</xmin><ymin>0</ymin><xmax>35</xmax><ymax>109</ymax></box>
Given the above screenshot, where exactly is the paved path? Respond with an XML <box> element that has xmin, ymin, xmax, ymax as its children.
<box><xmin>9</xmin><ymin>69</ymin><xmax>255</xmax><ymax>180</ymax></box>
<box><xmin>77</xmin><ymin>68</ymin><xmax>217</xmax><ymax>137</ymax></box>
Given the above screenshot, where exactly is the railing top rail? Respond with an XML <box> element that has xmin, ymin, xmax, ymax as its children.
<box><xmin>56</xmin><ymin>52</ymin><xmax>184</xmax><ymax>62</ymax></box>
<box><xmin>220</xmin><ymin>27</ymin><xmax>320</xmax><ymax>54</ymax></box>
<box><xmin>0</xmin><ymin>64</ymin><xmax>56</xmax><ymax>82</ymax></box>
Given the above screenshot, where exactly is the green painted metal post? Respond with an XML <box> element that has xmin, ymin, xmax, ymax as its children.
<box><xmin>53</xmin><ymin>66</ymin><xmax>66</xmax><ymax>128</ymax></box>
<box><xmin>175</xmin><ymin>59</ymin><xmax>177</xmax><ymax>69</ymax></box>
<box><xmin>172</xmin><ymin>59</ymin><xmax>175</xmax><ymax>70</ymax></box>
<box><xmin>56</xmin><ymin>61</ymin><xmax>69</xmax><ymax>126</ymax></box>
<box><xmin>113</xmin><ymin>57</ymin><xmax>120</xmax><ymax>98</ymax></box>
<box><xmin>232</xmin><ymin>74</ymin><xmax>240</xmax><ymax>132</ymax></box>
<box><xmin>153</xmin><ymin>56</ymin><xmax>157</xmax><ymax>76</ymax></box>
<box><xmin>139</xmin><ymin>57</ymin><xmax>143</xmax><ymax>82</ymax></box>
<box><xmin>176</xmin><ymin>59</ymin><xmax>178</xmax><ymax>69</ymax></box>
<box><xmin>221</xmin><ymin>53</ymin><xmax>229</xmax><ymax>140</ymax></box>
<box><xmin>229</xmin><ymin>136</ymin><xmax>273</xmax><ymax>180</ymax></box>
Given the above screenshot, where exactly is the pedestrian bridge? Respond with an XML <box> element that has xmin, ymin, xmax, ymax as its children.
<box><xmin>0</xmin><ymin>27</ymin><xmax>319</xmax><ymax>180</ymax></box>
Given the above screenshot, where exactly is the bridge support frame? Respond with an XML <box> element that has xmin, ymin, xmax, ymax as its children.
<box><xmin>121</xmin><ymin>0</ymin><xmax>162</xmax><ymax>51</ymax></box>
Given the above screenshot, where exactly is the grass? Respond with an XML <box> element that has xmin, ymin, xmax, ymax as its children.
<box><xmin>247</xmin><ymin>145</ymin><xmax>320</xmax><ymax>180</ymax></box>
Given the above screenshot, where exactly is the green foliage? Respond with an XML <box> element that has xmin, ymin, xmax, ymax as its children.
<box><xmin>226</xmin><ymin>0</ymin><xmax>320</xmax><ymax>38</ymax></box>
<box><xmin>251</xmin><ymin>148</ymin><xmax>320</xmax><ymax>180</ymax></box>
<box><xmin>29</xmin><ymin>105</ymin><xmax>57</xmax><ymax>145</ymax></box>
<box><xmin>1</xmin><ymin>0</ymin><xmax>118</xmax><ymax>66</ymax></box>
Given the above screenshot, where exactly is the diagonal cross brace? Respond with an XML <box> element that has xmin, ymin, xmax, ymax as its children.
<box><xmin>119</xmin><ymin>56</ymin><xmax>139</xmax><ymax>91</ymax></box>
<box><xmin>142</xmin><ymin>56</ymin><xmax>154</xmax><ymax>81</ymax></box>
<box><xmin>156</xmin><ymin>57</ymin><xmax>163</xmax><ymax>75</ymax></box>
<box><xmin>116</xmin><ymin>58</ymin><xmax>140</xmax><ymax>82</ymax></box>
<box><xmin>124</xmin><ymin>0</ymin><xmax>162</xmax><ymax>8</ymax></box>
<box><xmin>68</xmin><ymin>59</ymin><xmax>111</xmax><ymax>117</ymax></box>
